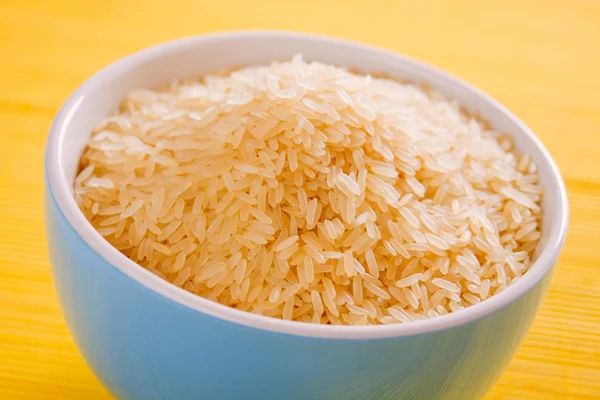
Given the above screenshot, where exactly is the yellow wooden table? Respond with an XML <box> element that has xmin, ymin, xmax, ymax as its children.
<box><xmin>1</xmin><ymin>0</ymin><xmax>599</xmax><ymax>398</ymax></box>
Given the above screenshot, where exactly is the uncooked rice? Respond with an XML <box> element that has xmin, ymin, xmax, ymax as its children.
<box><xmin>74</xmin><ymin>55</ymin><xmax>542</xmax><ymax>325</ymax></box>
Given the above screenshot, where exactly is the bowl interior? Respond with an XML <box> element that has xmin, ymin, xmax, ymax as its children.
<box><xmin>47</xmin><ymin>31</ymin><xmax>568</xmax><ymax>338</ymax></box>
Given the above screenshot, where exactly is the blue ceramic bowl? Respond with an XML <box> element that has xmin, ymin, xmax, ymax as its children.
<box><xmin>45</xmin><ymin>32</ymin><xmax>568</xmax><ymax>400</ymax></box>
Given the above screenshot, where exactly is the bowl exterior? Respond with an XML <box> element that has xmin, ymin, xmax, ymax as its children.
<box><xmin>45</xmin><ymin>182</ymin><xmax>553</xmax><ymax>400</ymax></box>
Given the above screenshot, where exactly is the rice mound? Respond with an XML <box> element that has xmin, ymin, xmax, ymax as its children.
<box><xmin>74</xmin><ymin>55</ymin><xmax>542</xmax><ymax>325</ymax></box>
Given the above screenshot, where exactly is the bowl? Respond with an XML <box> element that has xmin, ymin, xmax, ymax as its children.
<box><xmin>44</xmin><ymin>31</ymin><xmax>568</xmax><ymax>400</ymax></box>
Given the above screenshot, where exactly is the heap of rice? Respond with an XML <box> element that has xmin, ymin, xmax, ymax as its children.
<box><xmin>74</xmin><ymin>55</ymin><xmax>542</xmax><ymax>325</ymax></box>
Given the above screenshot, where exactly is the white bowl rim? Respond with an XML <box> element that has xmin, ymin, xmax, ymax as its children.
<box><xmin>45</xmin><ymin>30</ymin><xmax>569</xmax><ymax>339</ymax></box>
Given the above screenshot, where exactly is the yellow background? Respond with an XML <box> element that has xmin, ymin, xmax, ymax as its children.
<box><xmin>1</xmin><ymin>0</ymin><xmax>599</xmax><ymax>398</ymax></box>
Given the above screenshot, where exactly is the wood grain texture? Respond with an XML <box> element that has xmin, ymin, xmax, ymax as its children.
<box><xmin>0</xmin><ymin>0</ymin><xmax>598</xmax><ymax>398</ymax></box>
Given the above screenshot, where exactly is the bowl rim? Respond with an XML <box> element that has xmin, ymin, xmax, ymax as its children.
<box><xmin>45</xmin><ymin>30</ymin><xmax>569</xmax><ymax>339</ymax></box>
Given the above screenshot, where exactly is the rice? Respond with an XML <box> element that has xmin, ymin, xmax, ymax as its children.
<box><xmin>74</xmin><ymin>55</ymin><xmax>543</xmax><ymax>325</ymax></box>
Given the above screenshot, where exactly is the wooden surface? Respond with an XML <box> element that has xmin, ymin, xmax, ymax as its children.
<box><xmin>1</xmin><ymin>0</ymin><xmax>599</xmax><ymax>398</ymax></box>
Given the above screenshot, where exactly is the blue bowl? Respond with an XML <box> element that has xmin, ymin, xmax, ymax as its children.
<box><xmin>45</xmin><ymin>31</ymin><xmax>568</xmax><ymax>400</ymax></box>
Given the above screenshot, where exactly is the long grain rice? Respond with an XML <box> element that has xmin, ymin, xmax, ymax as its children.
<box><xmin>75</xmin><ymin>55</ymin><xmax>542</xmax><ymax>325</ymax></box>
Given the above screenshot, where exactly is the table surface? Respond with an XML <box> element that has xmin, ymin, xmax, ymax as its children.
<box><xmin>1</xmin><ymin>0</ymin><xmax>599</xmax><ymax>398</ymax></box>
